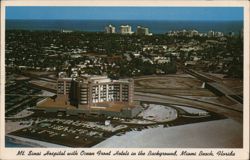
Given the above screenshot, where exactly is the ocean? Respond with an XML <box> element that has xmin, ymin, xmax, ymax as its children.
<box><xmin>6</xmin><ymin>20</ymin><xmax>243</xmax><ymax>34</ymax></box>
<box><xmin>5</xmin><ymin>136</ymin><xmax>33</xmax><ymax>147</ymax></box>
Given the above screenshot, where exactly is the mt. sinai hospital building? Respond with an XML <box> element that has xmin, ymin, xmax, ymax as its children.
<box><xmin>37</xmin><ymin>73</ymin><xmax>142</xmax><ymax>118</ymax></box>
<box><xmin>57</xmin><ymin>72</ymin><xmax>134</xmax><ymax>106</ymax></box>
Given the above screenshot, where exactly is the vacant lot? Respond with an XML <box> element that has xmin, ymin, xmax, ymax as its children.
<box><xmin>134</xmin><ymin>75</ymin><xmax>215</xmax><ymax>97</ymax></box>
<box><xmin>134</xmin><ymin>75</ymin><xmax>203</xmax><ymax>89</ymax></box>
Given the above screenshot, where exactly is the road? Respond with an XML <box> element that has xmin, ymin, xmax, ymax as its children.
<box><xmin>134</xmin><ymin>92</ymin><xmax>243</xmax><ymax>123</ymax></box>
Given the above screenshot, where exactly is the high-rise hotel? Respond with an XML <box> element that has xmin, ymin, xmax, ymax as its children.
<box><xmin>120</xmin><ymin>25</ymin><xmax>133</xmax><ymax>34</ymax></box>
<box><xmin>105</xmin><ymin>24</ymin><xmax>116</xmax><ymax>33</ymax></box>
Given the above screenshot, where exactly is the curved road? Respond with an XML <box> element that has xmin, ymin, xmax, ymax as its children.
<box><xmin>134</xmin><ymin>92</ymin><xmax>243</xmax><ymax>123</ymax></box>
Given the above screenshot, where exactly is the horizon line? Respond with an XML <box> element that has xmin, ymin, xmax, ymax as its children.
<box><xmin>6</xmin><ymin>19</ymin><xmax>243</xmax><ymax>22</ymax></box>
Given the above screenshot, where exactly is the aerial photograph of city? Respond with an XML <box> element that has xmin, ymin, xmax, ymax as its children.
<box><xmin>4</xmin><ymin>6</ymin><xmax>243</xmax><ymax>148</ymax></box>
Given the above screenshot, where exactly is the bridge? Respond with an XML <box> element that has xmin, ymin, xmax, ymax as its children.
<box><xmin>185</xmin><ymin>69</ymin><xmax>243</xmax><ymax>104</ymax></box>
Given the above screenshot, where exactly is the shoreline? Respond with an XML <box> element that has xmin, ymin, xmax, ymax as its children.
<box><xmin>6</xmin><ymin>20</ymin><xmax>242</xmax><ymax>35</ymax></box>
<box><xmin>6</xmin><ymin>135</ymin><xmax>67</xmax><ymax>148</ymax></box>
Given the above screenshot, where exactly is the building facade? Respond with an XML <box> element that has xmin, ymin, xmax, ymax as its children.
<box><xmin>57</xmin><ymin>73</ymin><xmax>134</xmax><ymax>108</ymax></box>
<box><xmin>120</xmin><ymin>25</ymin><xmax>133</xmax><ymax>34</ymax></box>
<box><xmin>136</xmin><ymin>26</ymin><xmax>149</xmax><ymax>35</ymax></box>
<box><xmin>105</xmin><ymin>24</ymin><xmax>116</xmax><ymax>33</ymax></box>
<box><xmin>57</xmin><ymin>72</ymin><xmax>72</xmax><ymax>95</ymax></box>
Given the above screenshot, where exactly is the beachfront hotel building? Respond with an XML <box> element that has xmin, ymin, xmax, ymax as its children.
<box><xmin>105</xmin><ymin>24</ymin><xmax>116</xmax><ymax>33</ymax></box>
<box><xmin>136</xmin><ymin>26</ymin><xmax>151</xmax><ymax>36</ymax></box>
<box><xmin>57</xmin><ymin>73</ymin><xmax>134</xmax><ymax>107</ymax></box>
<box><xmin>120</xmin><ymin>25</ymin><xmax>133</xmax><ymax>34</ymax></box>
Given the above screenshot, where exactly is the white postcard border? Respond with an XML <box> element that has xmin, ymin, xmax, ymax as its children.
<box><xmin>0</xmin><ymin>1</ymin><xmax>249</xmax><ymax>160</ymax></box>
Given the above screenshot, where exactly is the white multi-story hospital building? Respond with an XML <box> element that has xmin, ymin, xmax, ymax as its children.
<box><xmin>37</xmin><ymin>73</ymin><xmax>141</xmax><ymax>118</ymax></box>
<box><xmin>57</xmin><ymin>73</ymin><xmax>134</xmax><ymax>107</ymax></box>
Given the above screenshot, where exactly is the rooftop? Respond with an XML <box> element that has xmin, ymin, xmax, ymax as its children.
<box><xmin>58</xmin><ymin>74</ymin><xmax>132</xmax><ymax>84</ymax></box>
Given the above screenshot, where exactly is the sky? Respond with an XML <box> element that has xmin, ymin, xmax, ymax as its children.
<box><xmin>6</xmin><ymin>7</ymin><xmax>243</xmax><ymax>21</ymax></box>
